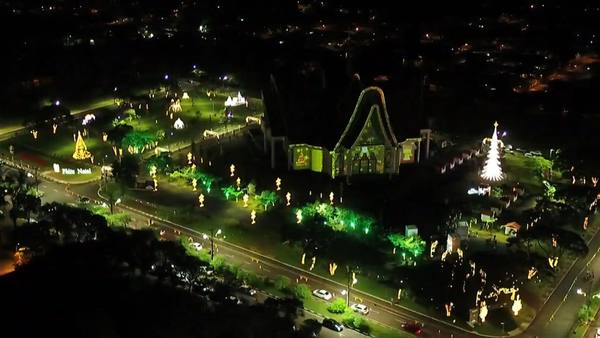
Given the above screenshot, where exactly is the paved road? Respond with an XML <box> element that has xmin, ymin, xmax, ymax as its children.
<box><xmin>519</xmin><ymin>224</ymin><xmax>600</xmax><ymax>338</ymax></box>
<box><xmin>9</xmin><ymin>164</ymin><xmax>600</xmax><ymax>338</ymax></box>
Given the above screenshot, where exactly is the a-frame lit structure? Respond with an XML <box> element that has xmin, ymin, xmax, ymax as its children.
<box><xmin>289</xmin><ymin>87</ymin><xmax>422</xmax><ymax>178</ymax></box>
<box><xmin>332</xmin><ymin>87</ymin><xmax>401</xmax><ymax>176</ymax></box>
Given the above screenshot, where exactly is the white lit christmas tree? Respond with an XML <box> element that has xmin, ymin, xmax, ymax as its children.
<box><xmin>480</xmin><ymin>121</ymin><xmax>504</xmax><ymax>181</ymax></box>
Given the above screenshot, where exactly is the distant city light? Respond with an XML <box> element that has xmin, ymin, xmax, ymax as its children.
<box><xmin>55</xmin><ymin>100</ymin><xmax>60</xmax><ymax>106</ymax></box>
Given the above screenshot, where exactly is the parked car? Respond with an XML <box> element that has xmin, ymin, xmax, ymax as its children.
<box><xmin>201</xmin><ymin>285</ymin><xmax>215</xmax><ymax>293</ymax></box>
<box><xmin>322</xmin><ymin>318</ymin><xmax>343</xmax><ymax>332</ymax></box>
<box><xmin>595</xmin><ymin>328</ymin><xmax>600</xmax><ymax>338</ymax></box>
<box><xmin>402</xmin><ymin>321</ymin><xmax>423</xmax><ymax>335</ymax></box>
<box><xmin>79</xmin><ymin>196</ymin><xmax>90</xmax><ymax>204</ymax></box>
<box><xmin>240</xmin><ymin>284</ymin><xmax>257</xmax><ymax>296</ymax></box>
<box><xmin>350</xmin><ymin>303</ymin><xmax>370</xmax><ymax>315</ymax></box>
<box><xmin>225</xmin><ymin>295</ymin><xmax>243</xmax><ymax>305</ymax></box>
<box><xmin>312</xmin><ymin>289</ymin><xmax>333</xmax><ymax>300</ymax></box>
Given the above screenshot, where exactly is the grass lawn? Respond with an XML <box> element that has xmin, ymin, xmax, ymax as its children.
<box><xmin>0</xmin><ymin>97</ymin><xmax>116</xmax><ymax>136</ymax></box>
<box><xmin>568</xmin><ymin>323</ymin><xmax>588</xmax><ymax>338</ymax></box>
<box><xmin>111</xmin><ymin>87</ymin><xmax>264</xmax><ymax>153</ymax></box>
<box><xmin>503</xmin><ymin>153</ymin><xmax>545</xmax><ymax>194</ymax></box>
<box><xmin>0</xmin><ymin>120</ymin><xmax>110</xmax><ymax>184</ymax></box>
<box><xmin>567</xmin><ymin>293</ymin><xmax>600</xmax><ymax>338</ymax></box>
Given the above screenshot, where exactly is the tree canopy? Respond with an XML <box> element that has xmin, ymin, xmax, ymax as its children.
<box><xmin>387</xmin><ymin>233</ymin><xmax>426</xmax><ymax>258</ymax></box>
<box><xmin>112</xmin><ymin>155</ymin><xmax>140</xmax><ymax>187</ymax></box>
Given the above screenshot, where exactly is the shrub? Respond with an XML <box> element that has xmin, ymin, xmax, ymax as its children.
<box><xmin>294</xmin><ymin>283</ymin><xmax>311</xmax><ymax>300</ymax></box>
<box><xmin>342</xmin><ymin>314</ymin><xmax>371</xmax><ymax>334</ymax></box>
<box><xmin>327</xmin><ymin>298</ymin><xmax>347</xmax><ymax>314</ymax></box>
<box><xmin>236</xmin><ymin>268</ymin><xmax>249</xmax><ymax>282</ymax></box>
<box><xmin>275</xmin><ymin>276</ymin><xmax>291</xmax><ymax>292</ymax></box>
<box><xmin>210</xmin><ymin>256</ymin><xmax>226</xmax><ymax>271</ymax></box>
<box><xmin>243</xmin><ymin>271</ymin><xmax>261</xmax><ymax>286</ymax></box>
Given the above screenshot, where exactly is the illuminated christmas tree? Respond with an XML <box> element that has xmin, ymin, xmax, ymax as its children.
<box><xmin>73</xmin><ymin>131</ymin><xmax>91</xmax><ymax>160</ymax></box>
<box><xmin>481</xmin><ymin>121</ymin><xmax>504</xmax><ymax>181</ymax></box>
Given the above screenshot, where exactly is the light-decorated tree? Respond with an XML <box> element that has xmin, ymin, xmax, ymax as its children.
<box><xmin>258</xmin><ymin>190</ymin><xmax>279</xmax><ymax>210</ymax></box>
<box><xmin>387</xmin><ymin>233</ymin><xmax>426</xmax><ymax>258</ymax></box>
<box><xmin>73</xmin><ymin>131</ymin><xmax>91</xmax><ymax>160</ymax></box>
<box><xmin>481</xmin><ymin>121</ymin><xmax>504</xmax><ymax>181</ymax></box>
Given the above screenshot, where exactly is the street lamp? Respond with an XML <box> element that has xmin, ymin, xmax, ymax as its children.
<box><xmin>207</xmin><ymin>228</ymin><xmax>222</xmax><ymax>261</ymax></box>
<box><xmin>345</xmin><ymin>265</ymin><xmax>358</xmax><ymax>306</ymax></box>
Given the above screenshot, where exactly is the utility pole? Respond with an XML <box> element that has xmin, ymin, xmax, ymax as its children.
<box><xmin>208</xmin><ymin>228</ymin><xmax>222</xmax><ymax>261</ymax></box>
<box><xmin>346</xmin><ymin>265</ymin><xmax>353</xmax><ymax>306</ymax></box>
<box><xmin>210</xmin><ymin>228</ymin><xmax>215</xmax><ymax>261</ymax></box>
<box><xmin>588</xmin><ymin>270</ymin><xmax>595</xmax><ymax>303</ymax></box>
<box><xmin>346</xmin><ymin>265</ymin><xmax>356</xmax><ymax>306</ymax></box>
<box><xmin>34</xmin><ymin>167</ymin><xmax>40</xmax><ymax>193</ymax></box>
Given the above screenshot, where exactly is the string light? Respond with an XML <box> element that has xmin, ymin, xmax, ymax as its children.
<box><xmin>481</xmin><ymin>121</ymin><xmax>504</xmax><ymax>181</ymax></box>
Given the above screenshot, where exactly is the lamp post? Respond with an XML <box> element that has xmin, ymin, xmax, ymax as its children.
<box><xmin>346</xmin><ymin>265</ymin><xmax>357</xmax><ymax>306</ymax></box>
<box><xmin>205</xmin><ymin>228</ymin><xmax>222</xmax><ymax>261</ymax></box>
<box><xmin>588</xmin><ymin>271</ymin><xmax>595</xmax><ymax>303</ymax></box>
<box><xmin>34</xmin><ymin>167</ymin><xmax>40</xmax><ymax>193</ymax></box>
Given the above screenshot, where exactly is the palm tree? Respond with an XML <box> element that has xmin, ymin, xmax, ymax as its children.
<box><xmin>258</xmin><ymin>191</ymin><xmax>278</xmax><ymax>210</ymax></box>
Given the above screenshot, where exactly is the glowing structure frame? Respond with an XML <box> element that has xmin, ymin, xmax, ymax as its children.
<box><xmin>288</xmin><ymin>87</ymin><xmax>420</xmax><ymax>177</ymax></box>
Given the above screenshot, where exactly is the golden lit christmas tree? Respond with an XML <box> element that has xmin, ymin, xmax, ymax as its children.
<box><xmin>73</xmin><ymin>131</ymin><xmax>91</xmax><ymax>160</ymax></box>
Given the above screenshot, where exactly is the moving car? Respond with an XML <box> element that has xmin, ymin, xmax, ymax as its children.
<box><xmin>190</xmin><ymin>242</ymin><xmax>202</xmax><ymax>250</ymax></box>
<box><xmin>350</xmin><ymin>303</ymin><xmax>370</xmax><ymax>315</ymax></box>
<box><xmin>322</xmin><ymin>318</ymin><xmax>343</xmax><ymax>332</ymax></box>
<box><xmin>402</xmin><ymin>321</ymin><xmax>423</xmax><ymax>335</ymax></box>
<box><xmin>312</xmin><ymin>289</ymin><xmax>333</xmax><ymax>300</ymax></box>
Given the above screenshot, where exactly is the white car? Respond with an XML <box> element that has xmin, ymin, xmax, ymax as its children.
<box><xmin>596</xmin><ymin>328</ymin><xmax>600</xmax><ymax>338</ymax></box>
<box><xmin>351</xmin><ymin>303</ymin><xmax>370</xmax><ymax>315</ymax></box>
<box><xmin>190</xmin><ymin>242</ymin><xmax>203</xmax><ymax>250</ymax></box>
<box><xmin>312</xmin><ymin>289</ymin><xmax>333</xmax><ymax>300</ymax></box>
